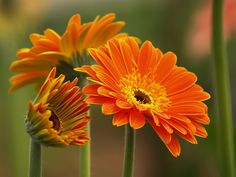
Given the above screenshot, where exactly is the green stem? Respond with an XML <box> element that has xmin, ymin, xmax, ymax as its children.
<box><xmin>28</xmin><ymin>139</ymin><xmax>42</xmax><ymax>177</ymax></box>
<box><xmin>123</xmin><ymin>125</ymin><xmax>135</xmax><ymax>177</ymax></box>
<box><xmin>78</xmin><ymin>74</ymin><xmax>91</xmax><ymax>177</ymax></box>
<box><xmin>79</xmin><ymin>122</ymin><xmax>91</xmax><ymax>177</ymax></box>
<box><xmin>212</xmin><ymin>0</ymin><xmax>236</xmax><ymax>177</ymax></box>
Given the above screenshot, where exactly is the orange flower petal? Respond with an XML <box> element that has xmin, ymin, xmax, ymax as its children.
<box><xmin>83</xmin><ymin>84</ymin><xmax>100</xmax><ymax>95</ymax></box>
<box><xmin>44</xmin><ymin>29</ymin><xmax>61</xmax><ymax>44</ymax></box>
<box><xmin>125</xmin><ymin>37</ymin><xmax>140</xmax><ymax>60</ymax></box>
<box><xmin>155</xmin><ymin>52</ymin><xmax>177</xmax><ymax>83</ymax></box>
<box><xmin>167</xmin><ymin>114</ymin><xmax>191</xmax><ymax>123</ymax></box>
<box><xmin>148</xmin><ymin>117</ymin><xmax>172</xmax><ymax>144</ymax></box>
<box><xmin>9</xmin><ymin>71</ymin><xmax>48</xmax><ymax>92</ymax></box>
<box><xmin>16</xmin><ymin>48</ymin><xmax>33</xmax><ymax>58</ymax></box>
<box><xmin>94</xmin><ymin>67</ymin><xmax>120</xmax><ymax>92</ymax></box>
<box><xmin>92</xmin><ymin>22</ymin><xmax>125</xmax><ymax>46</ymax></box>
<box><xmin>93</xmin><ymin>48</ymin><xmax>121</xmax><ymax>80</ymax></box>
<box><xmin>119</xmin><ymin>39</ymin><xmax>135</xmax><ymax>74</ymax></box>
<box><xmin>75</xmin><ymin>65</ymin><xmax>100</xmax><ymax>81</ymax></box>
<box><xmin>175</xmin><ymin>131</ymin><xmax>197</xmax><ymax>144</ymax></box>
<box><xmin>102</xmin><ymin>101</ymin><xmax>121</xmax><ymax>115</ymax></box>
<box><xmin>68</xmin><ymin>14</ymin><xmax>81</xmax><ymax>25</ymax></box>
<box><xmin>170</xmin><ymin>88</ymin><xmax>210</xmax><ymax>103</ymax></box>
<box><xmin>150</xmin><ymin>111</ymin><xmax>160</xmax><ymax>126</ymax></box>
<box><xmin>84</xmin><ymin>96</ymin><xmax>114</xmax><ymax>104</ymax></box>
<box><xmin>189</xmin><ymin>114</ymin><xmax>210</xmax><ymax>125</ymax></box>
<box><xmin>160</xmin><ymin>121</ymin><xmax>174</xmax><ymax>134</ymax></box>
<box><xmin>116</xmin><ymin>99</ymin><xmax>133</xmax><ymax>109</ymax></box>
<box><xmin>165</xmin><ymin>71</ymin><xmax>197</xmax><ymax>96</ymax></box>
<box><xmin>10</xmin><ymin>58</ymin><xmax>56</xmax><ymax>72</ymax></box>
<box><xmin>129</xmin><ymin>109</ymin><xmax>146</xmax><ymax>129</ymax></box>
<box><xmin>166</xmin><ymin>135</ymin><xmax>181</xmax><ymax>157</ymax></box>
<box><xmin>168</xmin><ymin>104</ymin><xmax>205</xmax><ymax>115</ymax></box>
<box><xmin>161</xmin><ymin>119</ymin><xmax>187</xmax><ymax>135</ymax></box>
<box><xmin>113</xmin><ymin>111</ymin><xmax>129</xmax><ymax>126</ymax></box>
<box><xmin>137</xmin><ymin>41</ymin><xmax>154</xmax><ymax>75</ymax></box>
<box><xmin>97</xmin><ymin>86</ymin><xmax>117</xmax><ymax>98</ymax></box>
<box><xmin>108</xmin><ymin>39</ymin><xmax>128</xmax><ymax>75</ymax></box>
<box><xmin>192</xmin><ymin>121</ymin><xmax>208</xmax><ymax>137</ymax></box>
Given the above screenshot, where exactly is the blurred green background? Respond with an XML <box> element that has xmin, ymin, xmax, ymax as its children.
<box><xmin>0</xmin><ymin>0</ymin><xmax>235</xmax><ymax>177</ymax></box>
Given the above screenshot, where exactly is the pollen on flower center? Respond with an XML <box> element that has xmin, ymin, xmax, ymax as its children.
<box><xmin>49</xmin><ymin>110</ymin><xmax>61</xmax><ymax>131</ymax></box>
<box><xmin>120</xmin><ymin>70</ymin><xmax>170</xmax><ymax>113</ymax></box>
<box><xmin>134</xmin><ymin>90</ymin><xmax>151</xmax><ymax>104</ymax></box>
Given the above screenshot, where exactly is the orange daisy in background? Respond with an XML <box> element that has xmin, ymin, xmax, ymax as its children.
<box><xmin>9</xmin><ymin>13</ymin><xmax>125</xmax><ymax>92</ymax></box>
<box><xmin>26</xmin><ymin>68</ymin><xmax>90</xmax><ymax>146</ymax></box>
<box><xmin>76</xmin><ymin>37</ymin><xmax>210</xmax><ymax>157</ymax></box>
<box><xmin>186</xmin><ymin>0</ymin><xmax>236</xmax><ymax>57</ymax></box>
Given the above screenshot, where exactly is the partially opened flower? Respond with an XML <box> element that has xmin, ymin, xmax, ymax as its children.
<box><xmin>26</xmin><ymin>68</ymin><xmax>90</xmax><ymax>147</ymax></box>
<box><xmin>9</xmin><ymin>13</ymin><xmax>126</xmax><ymax>92</ymax></box>
<box><xmin>75</xmin><ymin>37</ymin><xmax>210</xmax><ymax>157</ymax></box>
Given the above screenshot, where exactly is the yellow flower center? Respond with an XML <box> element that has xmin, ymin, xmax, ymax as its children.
<box><xmin>119</xmin><ymin>70</ymin><xmax>170</xmax><ymax>113</ymax></box>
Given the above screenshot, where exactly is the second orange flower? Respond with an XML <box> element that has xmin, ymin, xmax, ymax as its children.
<box><xmin>9</xmin><ymin>13</ymin><xmax>125</xmax><ymax>92</ymax></box>
<box><xmin>76</xmin><ymin>37</ymin><xmax>211</xmax><ymax>157</ymax></box>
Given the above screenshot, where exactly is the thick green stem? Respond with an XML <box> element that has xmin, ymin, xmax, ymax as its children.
<box><xmin>78</xmin><ymin>73</ymin><xmax>91</xmax><ymax>177</ymax></box>
<box><xmin>79</xmin><ymin>122</ymin><xmax>91</xmax><ymax>177</ymax></box>
<box><xmin>28</xmin><ymin>139</ymin><xmax>42</xmax><ymax>177</ymax></box>
<box><xmin>122</xmin><ymin>125</ymin><xmax>135</xmax><ymax>177</ymax></box>
<box><xmin>212</xmin><ymin>0</ymin><xmax>236</xmax><ymax>177</ymax></box>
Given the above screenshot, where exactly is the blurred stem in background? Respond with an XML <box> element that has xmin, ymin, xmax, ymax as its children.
<box><xmin>9</xmin><ymin>91</ymin><xmax>29</xmax><ymax>177</ymax></box>
<box><xmin>28</xmin><ymin>139</ymin><xmax>41</xmax><ymax>177</ymax></box>
<box><xmin>0</xmin><ymin>13</ymin><xmax>29</xmax><ymax>177</ymax></box>
<box><xmin>122</xmin><ymin>125</ymin><xmax>135</xmax><ymax>177</ymax></box>
<box><xmin>212</xmin><ymin>0</ymin><xmax>236</xmax><ymax>177</ymax></box>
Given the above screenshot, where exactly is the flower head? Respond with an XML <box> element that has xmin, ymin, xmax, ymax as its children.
<box><xmin>75</xmin><ymin>37</ymin><xmax>210</xmax><ymax>157</ymax></box>
<box><xmin>26</xmin><ymin>68</ymin><xmax>90</xmax><ymax>147</ymax></box>
<box><xmin>9</xmin><ymin>13</ymin><xmax>125</xmax><ymax>92</ymax></box>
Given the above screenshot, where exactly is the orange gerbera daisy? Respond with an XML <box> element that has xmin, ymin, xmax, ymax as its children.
<box><xmin>75</xmin><ymin>37</ymin><xmax>211</xmax><ymax>157</ymax></box>
<box><xmin>9</xmin><ymin>13</ymin><xmax>125</xmax><ymax>92</ymax></box>
<box><xmin>26</xmin><ymin>68</ymin><xmax>90</xmax><ymax>146</ymax></box>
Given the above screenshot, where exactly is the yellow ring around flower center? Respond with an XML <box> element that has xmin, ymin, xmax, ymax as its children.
<box><xmin>120</xmin><ymin>70</ymin><xmax>170</xmax><ymax>113</ymax></box>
